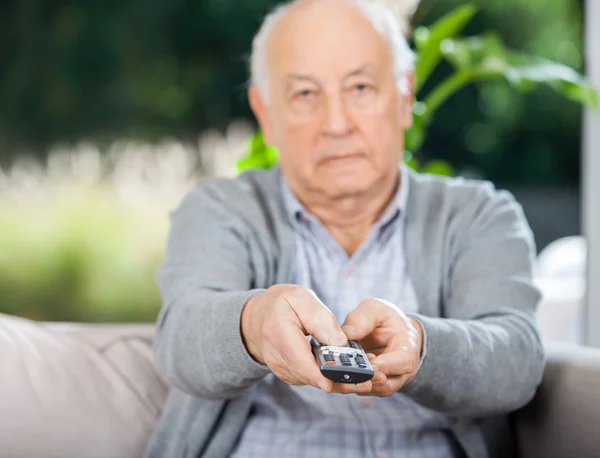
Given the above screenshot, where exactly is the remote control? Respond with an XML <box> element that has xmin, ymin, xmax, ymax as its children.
<box><xmin>310</xmin><ymin>337</ymin><xmax>374</xmax><ymax>384</ymax></box>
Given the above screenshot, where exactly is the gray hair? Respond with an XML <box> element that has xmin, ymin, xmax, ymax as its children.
<box><xmin>249</xmin><ymin>0</ymin><xmax>415</xmax><ymax>101</ymax></box>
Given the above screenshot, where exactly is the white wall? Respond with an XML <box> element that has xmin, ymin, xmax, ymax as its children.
<box><xmin>583</xmin><ymin>0</ymin><xmax>600</xmax><ymax>347</ymax></box>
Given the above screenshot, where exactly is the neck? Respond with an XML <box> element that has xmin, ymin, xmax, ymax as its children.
<box><xmin>294</xmin><ymin>170</ymin><xmax>400</xmax><ymax>256</ymax></box>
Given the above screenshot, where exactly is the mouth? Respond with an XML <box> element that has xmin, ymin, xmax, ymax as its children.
<box><xmin>320</xmin><ymin>152</ymin><xmax>365</xmax><ymax>164</ymax></box>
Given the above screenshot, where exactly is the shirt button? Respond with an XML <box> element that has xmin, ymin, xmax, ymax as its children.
<box><xmin>375</xmin><ymin>454</ymin><xmax>386</xmax><ymax>458</ymax></box>
<box><xmin>347</xmin><ymin>267</ymin><xmax>354</xmax><ymax>276</ymax></box>
<box><xmin>360</xmin><ymin>398</ymin><xmax>372</xmax><ymax>408</ymax></box>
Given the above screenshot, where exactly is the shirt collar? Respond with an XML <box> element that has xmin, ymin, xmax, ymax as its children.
<box><xmin>280</xmin><ymin>164</ymin><xmax>410</xmax><ymax>229</ymax></box>
<box><xmin>280</xmin><ymin>175</ymin><xmax>308</xmax><ymax>226</ymax></box>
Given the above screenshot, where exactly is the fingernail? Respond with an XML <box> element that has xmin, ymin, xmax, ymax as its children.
<box><xmin>330</xmin><ymin>332</ymin><xmax>347</xmax><ymax>346</ymax></box>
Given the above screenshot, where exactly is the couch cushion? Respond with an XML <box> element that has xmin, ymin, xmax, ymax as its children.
<box><xmin>0</xmin><ymin>313</ymin><xmax>168</xmax><ymax>458</ymax></box>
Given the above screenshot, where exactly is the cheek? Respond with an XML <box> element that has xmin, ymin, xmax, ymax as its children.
<box><xmin>283</xmin><ymin>116</ymin><xmax>314</xmax><ymax>139</ymax></box>
<box><xmin>275</xmin><ymin>115</ymin><xmax>322</xmax><ymax>169</ymax></box>
<box><xmin>359</xmin><ymin>105</ymin><xmax>405</xmax><ymax>161</ymax></box>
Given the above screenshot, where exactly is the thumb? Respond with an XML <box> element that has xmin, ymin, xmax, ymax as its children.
<box><xmin>341</xmin><ymin>299</ymin><xmax>382</xmax><ymax>340</ymax></box>
<box><xmin>284</xmin><ymin>290</ymin><xmax>347</xmax><ymax>346</ymax></box>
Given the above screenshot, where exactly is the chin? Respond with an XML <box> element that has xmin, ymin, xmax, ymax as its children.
<box><xmin>320</xmin><ymin>169</ymin><xmax>376</xmax><ymax>197</ymax></box>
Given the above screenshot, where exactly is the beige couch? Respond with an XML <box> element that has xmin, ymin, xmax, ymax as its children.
<box><xmin>1</xmin><ymin>313</ymin><xmax>599</xmax><ymax>458</ymax></box>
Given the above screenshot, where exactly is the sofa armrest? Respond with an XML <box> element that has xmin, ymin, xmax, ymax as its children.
<box><xmin>513</xmin><ymin>341</ymin><xmax>600</xmax><ymax>458</ymax></box>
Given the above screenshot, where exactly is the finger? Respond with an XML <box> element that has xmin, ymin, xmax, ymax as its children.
<box><xmin>357</xmin><ymin>374</ymin><xmax>411</xmax><ymax>397</ymax></box>
<box><xmin>330</xmin><ymin>380</ymin><xmax>372</xmax><ymax>395</ymax></box>
<box><xmin>371</xmin><ymin>371</ymin><xmax>387</xmax><ymax>387</ymax></box>
<box><xmin>371</xmin><ymin>350</ymin><xmax>419</xmax><ymax>377</ymax></box>
<box><xmin>363</xmin><ymin>347</ymin><xmax>386</xmax><ymax>358</ymax></box>
<box><xmin>284</xmin><ymin>289</ymin><xmax>347</xmax><ymax>346</ymax></box>
<box><xmin>273</xmin><ymin>324</ymin><xmax>333</xmax><ymax>392</ymax></box>
<box><xmin>341</xmin><ymin>299</ymin><xmax>391</xmax><ymax>341</ymax></box>
<box><xmin>365</xmin><ymin>352</ymin><xmax>383</xmax><ymax>373</ymax></box>
<box><xmin>358</xmin><ymin>325</ymin><xmax>399</xmax><ymax>350</ymax></box>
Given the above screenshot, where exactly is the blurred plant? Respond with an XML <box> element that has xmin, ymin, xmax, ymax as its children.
<box><xmin>0</xmin><ymin>141</ymin><xmax>187</xmax><ymax>322</ymax></box>
<box><xmin>0</xmin><ymin>124</ymin><xmax>252</xmax><ymax>322</ymax></box>
<box><xmin>236</xmin><ymin>2</ymin><xmax>597</xmax><ymax>176</ymax></box>
<box><xmin>0</xmin><ymin>188</ymin><xmax>165</xmax><ymax>322</ymax></box>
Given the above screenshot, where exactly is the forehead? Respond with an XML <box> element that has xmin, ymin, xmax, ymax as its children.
<box><xmin>267</xmin><ymin>0</ymin><xmax>392</xmax><ymax>81</ymax></box>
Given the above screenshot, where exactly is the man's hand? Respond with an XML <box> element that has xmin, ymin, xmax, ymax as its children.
<box><xmin>334</xmin><ymin>298</ymin><xmax>424</xmax><ymax>397</ymax></box>
<box><xmin>240</xmin><ymin>285</ymin><xmax>374</xmax><ymax>394</ymax></box>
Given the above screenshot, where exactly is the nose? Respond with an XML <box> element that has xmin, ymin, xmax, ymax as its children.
<box><xmin>323</xmin><ymin>94</ymin><xmax>353</xmax><ymax>137</ymax></box>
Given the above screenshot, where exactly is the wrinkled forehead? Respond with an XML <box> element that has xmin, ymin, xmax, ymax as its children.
<box><xmin>266</xmin><ymin>0</ymin><xmax>393</xmax><ymax>84</ymax></box>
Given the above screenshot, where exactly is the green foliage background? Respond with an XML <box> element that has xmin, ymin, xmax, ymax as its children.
<box><xmin>0</xmin><ymin>0</ymin><xmax>590</xmax><ymax>186</ymax></box>
<box><xmin>0</xmin><ymin>0</ymin><xmax>592</xmax><ymax>323</ymax></box>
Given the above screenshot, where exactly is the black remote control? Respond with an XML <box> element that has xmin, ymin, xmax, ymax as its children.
<box><xmin>310</xmin><ymin>337</ymin><xmax>374</xmax><ymax>384</ymax></box>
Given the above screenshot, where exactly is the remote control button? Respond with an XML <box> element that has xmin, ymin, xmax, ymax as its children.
<box><xmin>326</xmin><ymin>361</ymin><xmax>336</xmax><ymax>365</ymax></box>
<box><xmin>355</xmin><ymin>355</ymin><xmax>367</xmax><ymax>368</ymax></box>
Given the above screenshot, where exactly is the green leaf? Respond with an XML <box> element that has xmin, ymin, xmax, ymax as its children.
<box><xmin>413</xmin><ymin>3</ymin><xmax>478</xmax><ymax>93</ymax></box>
<box><xmin>441</xmin><ymin>33</ymin><xmax>599</xmax><ymax>109</ymax></box>
<box><xmin>403</xmin><ymin>150</ymin><xmax>420</xmax><ymax>172</ymax></box>
<box><xmin>404</xmin><ymin>102</ymin><xmax>430</xmax><ymax>152</ymax></box>
<box><xmin>409</xmin><ymin>32</ymin><xmax>599</xmax><ymax>153</ymax></box>
<box><xmin>421</xmin><ymin>159</ymin><xmax>454</xmax><ymax>176</ymax></box>
<box><xmin>236</xmin><ymin>130</ymin><xmax>280</xmax><ymax>173</ymax></box>
<box><xmin>424</xmin><ymin>68</ymin><xmax>497</xmax><ymax>115</ymax></box>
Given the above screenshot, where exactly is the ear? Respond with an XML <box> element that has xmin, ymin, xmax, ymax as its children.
<box><xmin>400</xmin><ymin>71</ymin><xmax>415</xmax><ymax>130</ymax></box>
<box><xmin>248</xmin><ymin>85</ymin><xmax>274</xmax><ymax>145</ymax></box>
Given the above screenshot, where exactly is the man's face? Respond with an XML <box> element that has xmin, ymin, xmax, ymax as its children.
<box><xmin>249</xmin><ymin>0</ymin><xmax>413</xmax><ymax>199</ymax></box>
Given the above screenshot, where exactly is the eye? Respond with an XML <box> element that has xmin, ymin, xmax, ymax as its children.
<box><xmin>353</xmin><ymin>83</ymin><xmax>371</xmax><ymax>93</ymax></box>
<box><xmin>295</xmin><ymin>89</ymin><xmax>315</xmax><ymax>99</ymax></box>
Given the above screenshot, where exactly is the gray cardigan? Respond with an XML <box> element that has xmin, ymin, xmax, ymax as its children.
<box><xmin>144</xmin><ymin>166</ymin><xmax>545</xmax><ymax>458</ymax></box>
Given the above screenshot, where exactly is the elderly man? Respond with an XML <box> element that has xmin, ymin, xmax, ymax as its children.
<box><xmin>144</xmin><ymin>0</ymin><xmax>545</xmax><ymax>457</ymax></box>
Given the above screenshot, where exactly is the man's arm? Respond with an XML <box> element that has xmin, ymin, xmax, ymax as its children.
<box><xmin>152</xmin><ymin>186</ymin><xmax>271</xmax><ymax>400</ymax></box>
<box><xmin>401</xmin><ymin>187</ymin><xmax>546</xmax><ymax>417</ymax></box>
